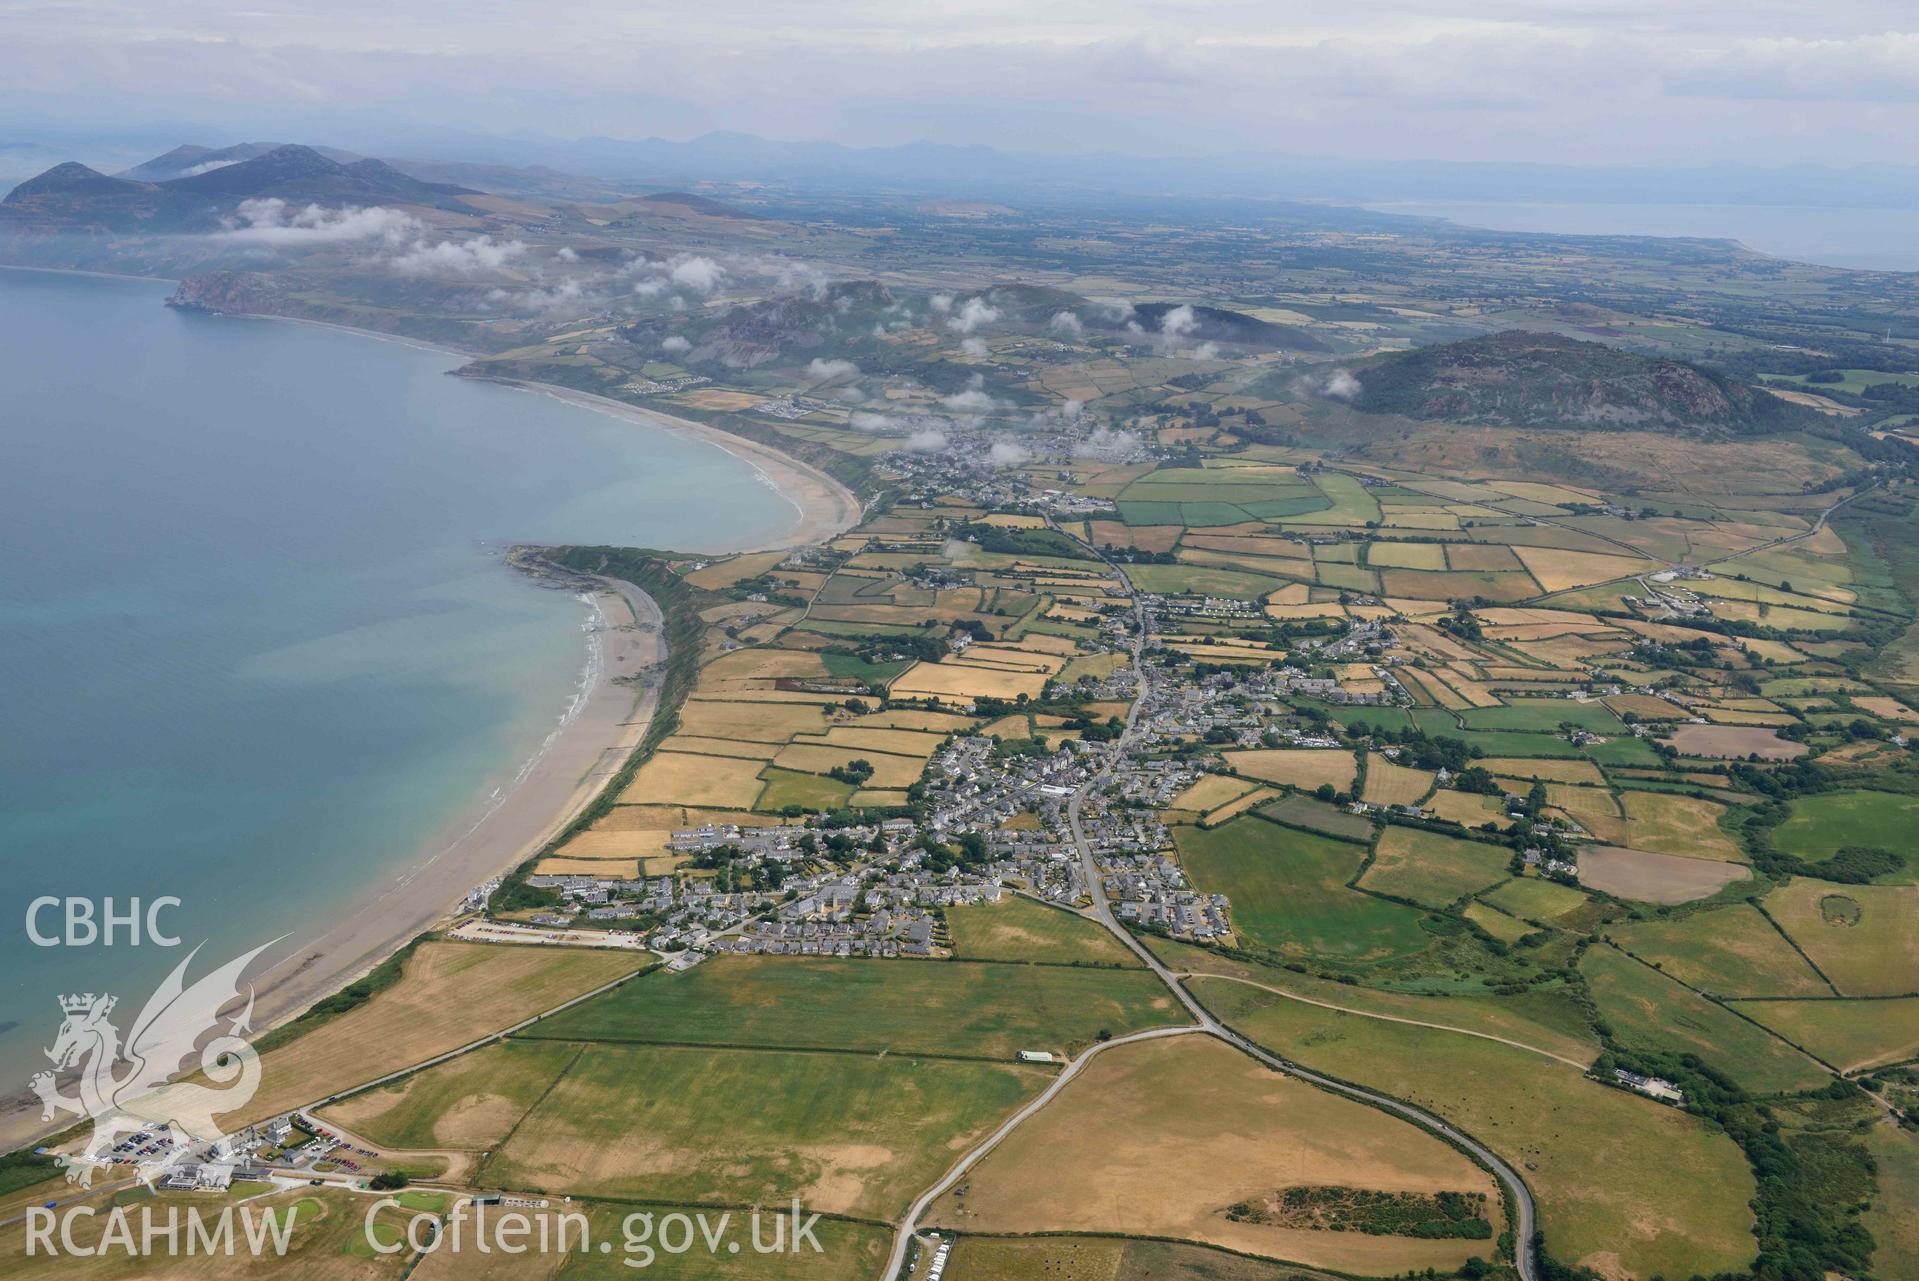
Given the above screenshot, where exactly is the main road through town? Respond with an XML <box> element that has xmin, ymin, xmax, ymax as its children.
<box><xmin>880</xmin><ymin>541</ymin><xmax>1539</xmax><ymax>1281</ymax></box>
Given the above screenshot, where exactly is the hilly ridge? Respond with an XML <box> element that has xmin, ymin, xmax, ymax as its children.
<box><xmin>1348</xmin><ymin>329</ymin><xmax>1810</xmax><ymax>437</ymax></box>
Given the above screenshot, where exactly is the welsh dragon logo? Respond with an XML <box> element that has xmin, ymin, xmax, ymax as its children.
<box><xmin>30</xmin><ymin>941</ymin><xmax>277</xmax><ymax>1187</ymax></box>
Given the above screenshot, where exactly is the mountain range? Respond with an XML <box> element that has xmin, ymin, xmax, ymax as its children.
<box><xmin>0</xmin><ymin>144</ymin><xmax>481</xmax><ymax>232</ymax></box>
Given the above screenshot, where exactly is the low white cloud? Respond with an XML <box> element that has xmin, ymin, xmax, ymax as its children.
<box><xmin>941</xmin><ymin>386</ymin><xmax>997</xmax><ymax>414</ymax></box>
<box><xmin>522</xmin><ymin>278</ymin><xmax>586</xmax><ymax>311</ymax></box>
<box><xmin>806</xmin><ymin>357</ymin><xmax>859</xmax><ymax>380</ymax></box>
<box><xmin>1075</xmin><ymin>426</ymin><xmax>1142</xmax><ymax>459</ymax></box>
<box><xmin>1158</xmin><ymin>304</ymin><xmax>1199</xmax><ymax>339</ymax></box>
<box><xmin>928</xmin><ymin>293</ymin><xmax>953</xmax><ymax>314</ymax></box>
<box><xmin>987</xmin><ymin>440</ymin><xmax>1031</xmax><ymax>467</ymax></box>
<box><xmin>661</xmin><ymin>335</ymin><xmax>692</xmax><ymax>353</ymax></box>
<box><xmin>947</xmin><ymin>296</ymin><xmax>1001</xmax><ymax>335</ymax></box>
<box><xmin>960</xmin><ymin>336</ymin><xmax>989</xmax><ymax>357</ymax></box>
<box><xmin>1321</xmin><ymin>369</ymin><xmax>1362</xmax><ymax>400</ymax></box>
<box><xmin>555</xmin><ymin>246</ymin><xmax>578</xmax><ymax>262</ymax></box>
<box><xmin>629</xmin><ymin>252</ymin><xmax>729</xmax><ymax>298</ymax></box>
<box><xmin>390</xmin><ymin>233</ymin><xmax>526</xmax><ymax>275</ymax></box>
<box><xmin>215</xmin><ymin>198</ymin><xmax>420</xmax><ymax>246</ymax></box>
<box><xmin>1049</xmin><ymin>310</ymin><xmax>1085</xmax><ymax>338</ymax></box>
<box><xmin>907</xmin><ymin>427</ymin><xmax>950</xmax><ymax>452</ymax></box>
<box><xmin>669</xmin><ymin>255</ymin><xmax>726</xmax><ymax>293</ymax></box>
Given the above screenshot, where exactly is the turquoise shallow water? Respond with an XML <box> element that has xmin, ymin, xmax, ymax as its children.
<box><xmin>0</xmin><ymin>269</ymin><xmax>787</xmax><ymax>1086</ymax></box>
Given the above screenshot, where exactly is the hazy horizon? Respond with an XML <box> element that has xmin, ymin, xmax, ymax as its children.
<box><xmin>6</xmin><ymin>2</ymin><xmax>1919</xmax><ymax>173</ymax></box>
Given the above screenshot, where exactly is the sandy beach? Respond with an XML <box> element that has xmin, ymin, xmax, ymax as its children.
<box><xmin>226</xmin><ymin>378</ymin><xmax>861</xmax><ymax>1052</ymax></box>
<box><xmin>0</xmin><ymin>302</ymin><xmax>863</xmax><ymax>1154</ymax></box>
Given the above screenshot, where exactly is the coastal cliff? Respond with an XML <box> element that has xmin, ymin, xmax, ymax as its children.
<box><xmin>166</xmin><ymin>269</ymin><xmax>507</xmax><ymax>349</ymax></box>
<box><xmin>166</xmin><ymin>270</ymin><xmax>291</xmax><ymax>317</ymax></box>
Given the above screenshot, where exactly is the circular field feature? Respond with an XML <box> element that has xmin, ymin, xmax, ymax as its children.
<box><xmin>1819</xmin><ymin>894</ymin><xmax>1864</xmax><ymax>926</ymax></box>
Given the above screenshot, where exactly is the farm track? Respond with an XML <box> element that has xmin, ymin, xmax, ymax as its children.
<box><xmin>1168</xmin><ymin>971</ymin><xmax>1593</xmax><ymax>1070</ymax></box>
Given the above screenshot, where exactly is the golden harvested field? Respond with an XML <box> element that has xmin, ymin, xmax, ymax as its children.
<box><xmin>1172</xmin><ymin>773</ymin><xmax>1261</xmax><ymax>814</ymax></box>
<box><xmin>1429</xmin><ymin>790</ymin><xmax>1513</xmax><ymax>828</ymax></box>
<box><xmin>653</xmin><ymin>734</ymin><xmax>779</xmax><ymax>759</ymax></box>
<box><xmin>699</xmin><ymin>648</ymin><xmax>827</xmax><ymax>681</ymax></box>
<box><xmin>1766</xmin><ymin>882</ymin><xmax>1918</xmax><ymax>997</ymax></box>
<box><xmin>861</xmin><ymin>708</ymin><xmax>980</xmax><ymax>731</ymax></box>
<box><xmin>227</xmin><ymin>944</ymin><xmax>646</xmax><ymax>1126</ymax></box>
<box><xmin>676</xmin><ymin>699</ymin><xmax>836</xmax><ymax>742</ymax></box>
<box><xmin>816</xmin><ymin>726</ymin><xmax>948</xmax><ymax>755</ymax></box>
<box><xmin>1200</xmin><ymin>786</ymin><xmax>1280</xmax><ymax>827</ymax></box>
<box><xmin>1222</xmin><ymin>749</ymin><xmax>1357</xmax><ymax>793</ymax></box>
<box><xmin>533</xmin><ymin>856</ymin><xmax>639</xmax><ymax>878</ymax></box>
<box><xmin>1447</xmin><ymin>543</ymin><xmax>1522</xmax><ymax>571</ymax></box>
<box><xmin>1367</xmin><ymin>541</ymin><xmax>1448</xmax><ymax>570</ymax></box>
<box><xmin>1578</xmin><ymin>846</ymin><xmax>1750</xmax><ymax>904</ymax></box>
<box><xmin>926</xmin><ymin>1034</ymin><xmax>1498</xmax><ymax>1276</ymax></box>
<box><xmin>1603</xmin><ymin>693</ymin><xmax>1689</xmax><ymax>720</ymax></box>
<box><xmin>621</xmin><ymin>751</ymin><xmax>769</xmax><ymax>808</ymax></box>
<box><xmin>890</xmin><ymin>659</ymin><xmax>1050</xmax><ymax>704</ymax></box>
<box><xmin>558</xmin><ymin>828</ymin><xmax>671</xmax><ymax>857</ymax></box>
<box><xmin>1361</xmin><ymin>754</ymin><xmax>1435</xmax><ymax>806</ymax></box>
<box><xmin>1513</xmin><ymin>547</ymin><xmax>1653</xmax><ymax>593</ymax></box>
<box><xmin>1393</xmin><ymin>665</ymin><xmax>1464</xmax><ymax>709</ymax></box>
<box><xmin>1620</xmin><ymin>791</ymin><xmax>1744</xmax><ymax>862</ymax></box>
<box><xmin>681</xmin><ymin>550</ymin><xmax>789</xmax><ymax>591</ymax></box>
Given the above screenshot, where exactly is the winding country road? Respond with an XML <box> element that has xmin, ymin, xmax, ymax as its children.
<box><xmin>880</xmin><ymin>539</ymin><xmax>1542</xmax><ymax>1281</ymax></box>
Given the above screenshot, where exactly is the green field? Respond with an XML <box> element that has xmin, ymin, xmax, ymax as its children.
<box><xmin>945</xmin><ymin>894</ymin><xmax>1143</xmax><ymax>967</ymax></box>
<box><xmin>1865</xmin><ymin>1125</ymin><xmax>1919</xmax><ymax>1281</ymax></box>
<box><xmin>1358</xmin><ymin>827</ymin><xmax>1513</xmax><ymax>909</ymax></box>
<box><xmin>1191</xmin><ymin>978</ymin><xmax>1756</xmax><ymax>1281</ymax></box>
<box><xmin>1479</xmin><ymin>876</ymin><xmax>1592</xmax><ymax>924</ymax></box>
<box><xmin>1765</xmin><ymin>881</ymin><xmax>1918</xmax><ymax>997</ymax></box>
<box><xmin>1732</xmin><ymin>996</ymin><xmax>1919</xmax><ymax>1073</ymax></box>
<box><xmin>1764</xmin><ymin>368</ymin><xmax>1919</xmax><ymax>394</ymax></box>
<box><xmin>321</xmin><ymin>1039</ymin><xmax>580</xmax><ymax>1150</ymax></box>
<box><xmin>755</xmin><ymin>767</ymin><xmax>857</xmax><ymax>811</ymax></box>
<box><xmin>1153</xmin><ymin>936</ymin><xmax>1600</xmax><ymax>1066</ymax></box>
<box><xmin>1580</xmin><ymin>946</ymin><xmax>1831</xmax><ymax>1094</ymax></box>
<box><xmin>1459</xmin><ymin>700</ymin><xmax>1623</xmax><ymax>734</ymax></box>
<box><xmin>484</xmin><ymin>1043</ymin><xmax>1046</xmax><ymax>1219</ymax></box>
<box><xmin>1126</xmin><ymin>563</ymin><xmax>1284</xmax><ymax>600</ymax></box>
<box><xmin>1463</xmin><ymin>900</ymin><xmax>1535</xmax><ymax>944</ymax></box>
<box><xmin>947</xmin><ymin>1236</ymin><xmax>1340</xmax><ymax>1281</ymax></box>
<box><xmin>1409</xmin><ymin>709</ymin><xmax>1584</xmax><ymax>757</ymax></box>
<box><xmin>1176</xmin><ymin>817</ymin><xmax>1431</xmax><ymax>966</ymax></box>
<box><xmin>524</xmin><ymin>954</ymin><xmax>1186</xmax><ymax>1057</ymax></box>
<box><xmin>1771</xmin><ymin>791</ymin><xmax>1919</xmax><ymax>879</ymax></box>
<box><xmin>1611</xmin><ymin>903</ymin><xmax>1830</xmax><ymax>997</ymax></box>
<box><xmin>513</xmin><ymin>1204</ymin><xmax>890</xmax><ymax>1281</ymax></box>
<box><xmin>1257</xmin><ymin>792</ymin><xmax>1378</xmax><ymax>840</ymax></box>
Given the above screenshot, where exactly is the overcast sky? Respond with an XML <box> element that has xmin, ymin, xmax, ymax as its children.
<box><xmin>6</xmin><ymin>1</ymin><xmax>1919</xmax><ymax>166</ymax></box>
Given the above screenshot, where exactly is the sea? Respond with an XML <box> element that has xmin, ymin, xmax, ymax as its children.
<box><xmin>1363</xmin><ymin>201</ymin><xmax>1919</xmax><ymax>273</ymax></box>
<box><xmin>0</xmin><ymin>268</ymin><xmax>790</xmax><ymax>1088</ymax></box>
